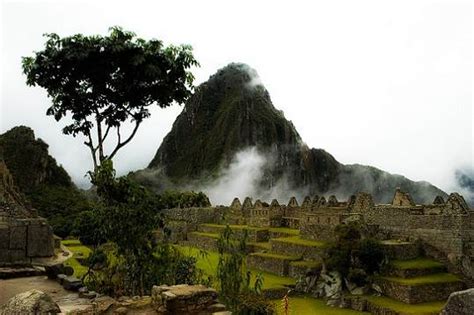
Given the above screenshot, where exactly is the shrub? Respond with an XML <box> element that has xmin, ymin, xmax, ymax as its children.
<box><xmin>324</xmin><ymin>222</ymin><xmax>385</xmax><ymax>288</ymax></box>
<box><xmin>358</xmin><ymin>238</ymin><xmax>384</xmax><ymax>274</ymax></box>
<box><xmin>234</xmin><ymin>292</ymin><xmax>275</xmax><ymax>315</ymax></box>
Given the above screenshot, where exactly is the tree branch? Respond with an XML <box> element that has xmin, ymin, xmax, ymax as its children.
<box><xmin>85</xmin><ymin>131</ymin><xmax>98</xmax><ymax>171</ymax></box>
<box><xmin>102</xmin><ymin>124</ymin><xmax>112</xmax><ymax>143</ymax></box>
<box><xmin>108</xmin><ymin>121</ymin><xmax>141</xmax><ymax>160</ymax></box>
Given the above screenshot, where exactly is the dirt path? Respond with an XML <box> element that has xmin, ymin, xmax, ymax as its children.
<box><xmin>0</xmin><ymin>276</ymin><xmax>92</xmax><ymax>314</ymax></box>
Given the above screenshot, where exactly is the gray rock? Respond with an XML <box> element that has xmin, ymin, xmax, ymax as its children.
<box><xmin>0</xmin><ymin>289</ymin><xmax>60</xmax><ymax>314</ymax></box>
<box><xmin>44</xmin><ymin>263</ymin><xmax>64</xmax><ymax>279</ymax></box>
<box><xmin>80</xmin><ymin>291</ymin><xmax>98</xmax><ymax>299</ymax></box>
<box><xmin>62</xmin><ymin>276</ymin><xmax>82</xmax><ymax>291</ymax></box>
<box><xmin>441</xmin><ymin>288</ymin><xmax>474</xmax><ymax>315</ymax></box>
<box><xmin>57</xmin><ymin>273</ymin><xmax>67</xmax><ymax>284</ymax></box>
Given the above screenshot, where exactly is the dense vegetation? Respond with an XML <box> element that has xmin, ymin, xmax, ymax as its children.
<box><xmin>215</xmin><ymin>226</ymin><xmax>274</xmax><ymax>314</ymax></box>
<box><xmin>325</xmin><ymin>222</ymin><xmax>385</xmax><ymax>287</ymax></box>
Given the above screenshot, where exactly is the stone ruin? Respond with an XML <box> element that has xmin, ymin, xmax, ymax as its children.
<box><xmin>0</xmin><ymin>160</ymin><xmax>55</xmax><ymax>265</ymax></box>
<box><xmin>161</xmin><ymin>188</ymin><xmax>474</xmax><ymax>282</ymax></box>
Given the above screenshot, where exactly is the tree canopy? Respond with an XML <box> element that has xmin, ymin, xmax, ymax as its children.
<box><xmin>22</xmin><ymin>27</ymin><xmax>198</xmax><ymax>169</ymax></box>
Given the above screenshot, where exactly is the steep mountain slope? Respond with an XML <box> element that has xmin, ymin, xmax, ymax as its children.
<box><xmin>147</xmin><ymin>63</ymin><xmax>446</xmax><ymax>204</ymax></box>
<box><xmin>0</xmin><ymin>126</ymin><xmax>90</xmax><ymax>235</ymax></box>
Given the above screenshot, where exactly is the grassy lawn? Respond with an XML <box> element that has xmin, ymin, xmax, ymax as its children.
<box><xmin>380</xmin><ymin>240</ymin><xmax>412</xmax><ymax>245</ymax></box>
<box><xmin>268</xmin><ymin>227</ymin><xmax>300</xmax><ymax>235</ymax></box>
<box><xmin>380</xmin><ymin>273</ymin><xmax>461</xmax><ymax>286</ymax></box>
<box><xmin>272</xmin><ymin>235</ymin><xmax>325</xmax><ymax>247</ymax></box>
<box><xmin>201</xmin><ymin>223</ymin><xmax>266</xmax><ymax>231</ymax></box>
<box><xmin>289</xmin><ymin>260</ymin><xmax>322</xmax><ymax>268</ymax></box>
<box><xmin>175</xmin><ymin>245</ymin><xmax>295</xmax><ymax>290</ymax></box>
<box><xmin>391</xmin><ymin>258</ymin><xmax>444</xmax><ymax>270</ymax></box>
<box><xmin>364</xmin><ymin>296</ymin><xmax>445</xmax><ymax>314</ymax></box>
<box><xmin>61</xmin><ymin>240</ymin><xmax>91</xmax><ymax>278</ymax></box>
<box><xmin>250</xmin><ymin>252</ymin><xmax>301</xmax><ymax>261</ymax></box>
<box><xmin>190</xmin><ymin>231</ymin><xmax>219</xmax><ymax>239</ymax></box>
<box><xmin>272</xmin><ymin>296</ymin><xmax>369</xmax><ymax>315</ymax></box>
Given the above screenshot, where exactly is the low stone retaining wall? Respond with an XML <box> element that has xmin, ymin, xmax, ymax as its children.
<box><xmin>247</xmin><ymin>253</ymin><xmax>296</xmax><ymax>276</ymax></box>
<box><xmin>388</xmin><ymin>266</ymin><xmax>445</xmax><ymax>278</ymax></box>
<box><xmin>197</xmin><ymin>225</ymin><xmax>269</xmax><ymax>242</ymax></box>
<box><xmin>270</xmin><ymin>240</ymin><xmax>322</xmax><ymax>260</ymax></box>
<box><xmin>300</xmin><ymin>224</ymin><xmax>336</xmax><ymax>242</ymax></box>
<box><xmin>376</xmin><ymin>278</ymin><xmax>465</xmax><ymax>304</ymax></box>
<box><xmin>185</xmin><ymin>233</ymin><xmax>218</xmax><ymax>251</ymax></box>
<box><xmin>288</xmin><ymin>261</ymin><xmax>322</xmax><ymax>278</ymax></box>
<box><xmin>381</xmin><ymin>242</ymin><xmax>420</xmax><ymax>261</ymax></box>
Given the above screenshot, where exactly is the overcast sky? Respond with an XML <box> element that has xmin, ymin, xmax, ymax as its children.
<box><xmin>1</xmin><ymin>0</ymin><xmax>472</xmax><ymax>193</ymax></box>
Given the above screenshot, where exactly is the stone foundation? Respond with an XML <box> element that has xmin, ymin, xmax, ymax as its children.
<box><xmin>0</xmin><ymin>217</ymin><xmax>54</xmax><ymax>265</ymax></box>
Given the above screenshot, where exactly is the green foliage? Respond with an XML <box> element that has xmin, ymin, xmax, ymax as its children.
<box><xmin>22</xmin><ymin>27</ymin><xmax>198</xmax><ymax>166</ymax></box>
<box><xmin>216</xmin><ymin>226</ymin><xmax>274</xmax><ymax>314</ymax></box>
<box><xmin>234</xmin><ymin>292</ymin><xmax>275</xmax><ymax>315</ymax></box>
<box><xmin>156</xmin><ymin>190</ymin><xmax>211</xmax><ymax>208</ymax></box>
<box><xmin>325</xmin><ymin>222</ymin><xmax>385</xmax><ymax>286</ymax></box>
<box><xmin>358</xmin><ymin>238</ymin><xmax>385</xmax><ymax>274</ymax></box>
<box><xmin>29</xmin><ymin>185</ymin><xmax>92</xmax><ymax>237</ymax></box>
<box><xmin>83</xmin><ymin>160</ymin><xmax>209</xmax><ymax>296</ymax></box>
<box><xmin>72</xmin><ymin>210</ymin><xmax>106</xmax><ymax>245</ymax></box>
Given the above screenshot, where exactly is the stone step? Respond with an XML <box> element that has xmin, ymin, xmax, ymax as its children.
<box><xmin>247</xmin><ymin>252</ymin><xmax>301</xmax><ymax>277</ymax></box>
<box><xmin>388</xmin><ymin>258</ymin><xmax>446</xmax><ymax>278</ymax></box>
<box><xmin>185</xmin><ymin>232</ymin><xmax>219</xmax><ymax>251</ymax></box>
<box><xmin>347</xmin><ymin>295</ymin><xmax>446</xmax><ymax>314</ymax></box>
<box><xmin>267</xmin><ymin>227</ymin><xmax>300</xmax><ymax>238</ymax></box>
<box><xmin>197</xmin><ymin>224</ymin><xmax>270</xmax><ymax>242</ymax></box>
<box><xmin>380</xmin><ymin>240</ymin><xmax>420</xmax><ymax>261</ymax></box>
<box><xmin>185</xmin><ymin>232</ymin><xmax>271</xmax><ymax>254</ymax></box>
<box><xmin>270</xmin><ymin>236</ymin><xmax>325</xmax><ymax>260</ymax></box>
<box><xmin>0</xmin><ymin>266</ymin><xmax>45</xmax><ymax>279</ymax></box>
<box><xmin>375</xmin><ymin>273</ymin><xmax>464</xmax><ymax>304</ymax></box>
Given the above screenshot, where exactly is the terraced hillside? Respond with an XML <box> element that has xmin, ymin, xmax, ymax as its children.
<box><xmin>177</xmin><ymin>223</ymin><xmax>464</xmax><ymax>315</ymax></box>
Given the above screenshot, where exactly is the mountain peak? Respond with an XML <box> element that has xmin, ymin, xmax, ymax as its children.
<box><xmin>145</xmin><ymin>64</ymin><xmax>446</xmax><ymax>203</ymax></box>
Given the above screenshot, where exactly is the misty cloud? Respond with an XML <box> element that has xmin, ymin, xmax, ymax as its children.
<box><xmin>199</xmin><ymin>147</ymin><xmax>266</xmax><ymax>205</ymax></box>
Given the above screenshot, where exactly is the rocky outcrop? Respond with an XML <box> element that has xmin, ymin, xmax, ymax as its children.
<box><xmin>441</xmin><ymin>288</ymin><xmax>474</xmax><ymax>315</ymax></box>
<box><xmin>0</xmin><ymin>126</ymin><xmax>91</xmax><ymax>236</ymax></box>
<box><xmin>145</xmin><ymin>63</ymin><xmax>446</xmax><ymax>204</ymax></box>
<box><xmin>0</xmin><ymin>289</ymin><xmax>60</xmax><ymax>315</ymax></box>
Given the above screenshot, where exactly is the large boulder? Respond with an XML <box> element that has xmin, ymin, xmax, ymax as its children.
<box><xmin>0</xmin><ymin>289</ymin><xmax>60</xmax><ymax>314</ymax></box>
<box><xmin>441</xmin><ymin>288</ymin><xmax>474</xmax><ymax>315</ymax></box>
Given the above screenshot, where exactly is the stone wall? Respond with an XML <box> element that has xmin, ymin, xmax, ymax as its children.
<box><xmin>0</xmin><ymin>217</ymin><xmax>54</xmax><ymax>265</ymax></box>
<box><xmin>376</xmin><ymin>277</ymin><xmax>465</xmax><ymax>304</ymax></box>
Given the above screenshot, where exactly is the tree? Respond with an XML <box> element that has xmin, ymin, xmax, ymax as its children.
<box><xmin>22</xmin><ymin>27</ymin><xmax>198</xmax><ymax>170</ymax></box>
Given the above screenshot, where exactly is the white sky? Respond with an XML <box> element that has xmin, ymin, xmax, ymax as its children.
<box><xmin>1</xmin><ymin>0</ymin><xmax>472</xmax><ymax>192</ymax></box>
